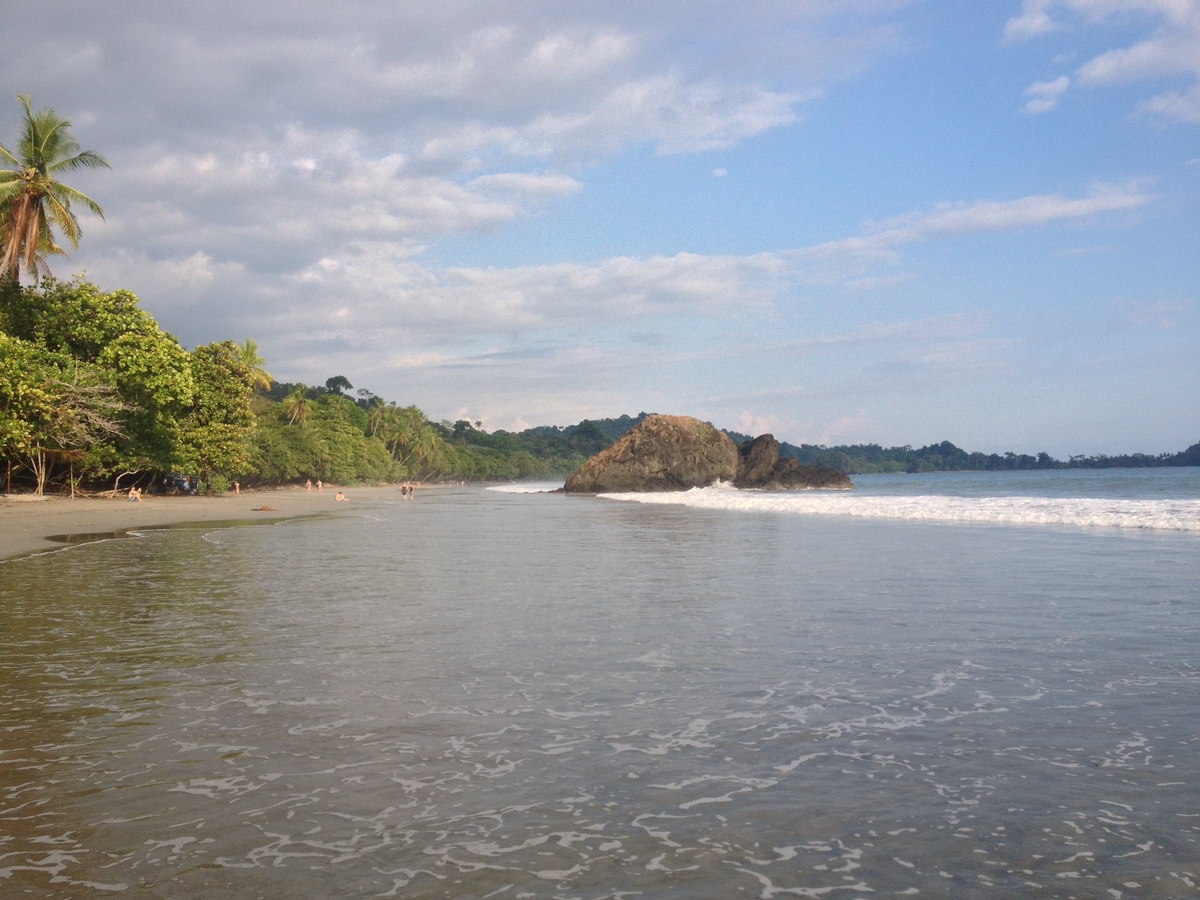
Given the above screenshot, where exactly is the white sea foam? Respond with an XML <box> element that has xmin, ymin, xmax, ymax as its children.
<box><xmin>597</xmin><ymin>482</ymin><xmax>1200</xmax><ymax>531</ymax></box>
<box><xmin>487</xmin><ymin>482</ymin><xmax>563</xmax><ymax>494</ymax></box>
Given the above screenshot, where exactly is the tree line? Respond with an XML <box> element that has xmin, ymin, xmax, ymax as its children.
<box><xmin>721</xmin><ymin>431</ymin><xmax>1200</xmax><ymax>475</ymax></box>
<box><xmin>0</xmin><ymin>278</ymin><xmax>611</xmax><ymax>496</ymax></box>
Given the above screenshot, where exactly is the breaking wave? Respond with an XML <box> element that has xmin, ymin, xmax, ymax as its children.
<box><xmin>598</xmin><ymin>481</ymin><xmax>1200</xmax><ymax>532</ymax></box>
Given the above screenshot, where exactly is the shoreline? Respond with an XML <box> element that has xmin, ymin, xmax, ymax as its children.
<box><xmin>0</xmin><ymin>485</ymin><xmax>410</xmax><ymax>562</ymax></box>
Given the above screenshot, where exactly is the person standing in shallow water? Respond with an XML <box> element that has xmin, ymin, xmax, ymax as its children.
<box><xmin>305</xmin><ymin>479</ymin><xmax>312</xmax><ymax>492</ymax></box>
<box><xmin>317</xmin><ymin>480</ymin><xmax>323</xmax><ymax>493</ymax></box>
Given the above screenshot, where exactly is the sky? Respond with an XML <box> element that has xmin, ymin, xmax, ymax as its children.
<box><xmin>2</xmin><ymin>1</ymin><xmax>1197</xmax><ymax>456</ymax></box>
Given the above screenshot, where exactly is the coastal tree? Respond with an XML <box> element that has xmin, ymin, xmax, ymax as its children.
<box><xmin>176</xmin><ymin>340</ymin><xmax>256</xmax><ymax>481</ymax></box>
<box><xmin>0</xmin><ymin>335</ymin><xmax>130</xmax><ymax>495</ymax></box>
<box><xmin>282</xmin><ymin>384</ymin><xmax>315</xmax><ymax>425</ymax></box>
<box><xmin>324</xmin><ymin>375</ymin><xmax>352</xmax><ymax>396</ymax></box>
<box><xmin>0</xmin><ymin>94</ymin><xmax>109</xmax><ymax>282</ymax></box>
<box><xmin>0</xmin><ymin>278</ymin><xmax>195</xmax><ymax>483</ymax></box>
<box><xmin>365</xmin><ymin>396</ymin><xmax>388</xmax><ymax>437</ymax></box>
<box><xmin>12</xmin><ymin>278</ymin><xmax>196</xmax><ymax>473</ymax></box>
<box><xmin>236</xmin><ymin>337</ymin><xmax>273</xmax><ymax>392</ymax></box>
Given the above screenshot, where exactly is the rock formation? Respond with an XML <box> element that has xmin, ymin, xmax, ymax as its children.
<box><xmin>563</xmin><ymin>415</ymin><xmax>738</xmax><ymax>493</ymax></box>
<box><xmin>562</xmin><ymin>415</ymin><xmax>853</xmax><ymax>493</ymax></box>
<box><xmin>733</xmin><ymin>433</ymin><xmax>854</xmax><ymax>490</ymax></box>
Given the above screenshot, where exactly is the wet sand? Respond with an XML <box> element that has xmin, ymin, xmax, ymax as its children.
<box><xmin>0</xmin><ymin>485</ymin><xmax>403</xmax><ymax>562</ymax></box>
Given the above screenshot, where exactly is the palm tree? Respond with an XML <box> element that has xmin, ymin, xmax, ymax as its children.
<box><xmin>365</xmin><ymin>397</ymin><xmax>388</xmax><ymax>437</ymax></box>
<box><xmin>0</xmin><ymin>94</ymin><xmax>110</xmax><ymax>282</ymax></box>
<box><xmin>378</xmin><ymin>404</ymin><xmax>426</xmax><ymax>464</ymax></box>
<box><xmin>236</xmin><ymin>338</ymin><xmax>273</xmax><ymax>391</ymax></box>
<box><xmin>282</xmin><ymin>384</ymin><xmax>315</xmax><ymax>425</ymax></box>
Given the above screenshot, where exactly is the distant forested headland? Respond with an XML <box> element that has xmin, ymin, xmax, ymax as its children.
<box><xmin>2</xmin><ymin>281</ymin><xmax>1195</xmax><ymax>496</ymax></box>
<box><xmin>729</xmin><ymin>432</ymin><xmax>1200</xmax><ymax>475</ymax></box>
<box><xmin>438</xmin><ymin>415</ymin><xmax>1199</xmax><ymax>477</ymax></box>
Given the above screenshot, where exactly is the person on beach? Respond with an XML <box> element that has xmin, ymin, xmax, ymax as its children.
<box><xmin>305</xmin><ymin>479</ymin><xmax>312</xmax><ymax>492</ymax></box>
<box><xmin>127</xmin><ymin>487</ymin><xmax>142</xmax><ymax>502</ymax></box>
<box><xmin>317</xmin><ymin>480</ymin><xmax>323</xmax><ymax>493</ymax></box>
<box><xmin>335</xmin><ymin>491</ymin><xmax>348</xmax><ymax>502</ymax></box>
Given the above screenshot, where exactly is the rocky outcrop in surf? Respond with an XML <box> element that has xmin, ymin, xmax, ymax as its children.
<box><xmin>563</xmin><ymin>415</ymin><xmax>738</xmax><ymax>493</ymax></box>
<box><xmin>733</xmin><ymin>433</ymin><xmax>853</xmax><ymax>490</ymax></box>
<box><xmin>562</xmin><ymin>415</ymin><xmax>853</xmax><ymax>493</ymax></box>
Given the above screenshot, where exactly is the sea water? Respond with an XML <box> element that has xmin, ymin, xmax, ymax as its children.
<box><xmin>1</xmin><ymin>470</ymin><xmax>1197</xmax><ymax>898</ymax></box>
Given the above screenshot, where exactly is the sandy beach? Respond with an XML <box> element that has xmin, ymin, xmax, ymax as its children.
<box><xmin>0</xmin><ymin>485</ymin><xmax>405</xmax><ymax>562</ymax></box>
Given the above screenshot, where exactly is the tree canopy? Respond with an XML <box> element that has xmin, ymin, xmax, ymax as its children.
<box><xmin>0</xmin><ymin>276</ymin><xmax>586</xmax><ymax>494</ymax></box>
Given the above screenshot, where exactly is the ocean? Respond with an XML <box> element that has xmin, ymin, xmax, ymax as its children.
<box><xmin>1</xmin><ymin>469</ymin><xmax>1198</xmax><ymax>898</ymax></box>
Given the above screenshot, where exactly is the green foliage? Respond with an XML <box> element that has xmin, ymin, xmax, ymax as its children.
<box><xmin>3</xmin><ymin>278</ymin><xmax>154</xmax><ymax>358</ymax></box>
<box><xmin>175</xmin><ymin>341</ymin><xmax>255</xmax><ymax>476</ymax></box>
<box><xmin>248</xmin><ymin>404</ymin><xmax>325</xmax><ymax>482</ymax></box>
<box><xmin>2</xmin><ymin>278</ymin><xmax>199</xmax><ymax>476</ymax></box>
<box><xmin>0</xmin><ymin>333</ymin><xmax>129</xmax><ymax>493</ymax></box>
<box><xmin>207</xmin><ymin>472</ymin><xmax>232</xmax><ymax>494</ymax></box>
<box><xmin>441</xmin><ymin>417</ymin><xmax>613</xmax><ymax>477</ymax></box>
<box><xmin>325</xmin><ymin>375</ymin><xmax>353</xmax><ymax>395</ymax></box>
<box><xmin>235</xmin><ymin>338</ymin><xmax>272</xmax><ymax>391</ymax></box>
<box><xmin>0</xmin><ymin>334</ymin><xmax>60</xmax><ymax>458</ymax></box>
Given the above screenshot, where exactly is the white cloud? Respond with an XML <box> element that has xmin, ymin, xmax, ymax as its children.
<box><xmin>0</xmin><ymin>3</ymin><xmax>897</xmax><ymax>166</ymax></box>
<box><xmin>276</xmin><ymin>249</ymin><xmax>788</xmax><ymax>346</ymax></box>
<box><xmin>1023</xmin><ymin>75</ymin><xmax>1072</xmax><ymax>113</ymax></box>
<box><xmin>799</xmin><ymin>184</ymin><xmax>1152</xmax><ymax>266</ymax></box>
<box><xmin>1004</xmin><ymin>2</ymin><xmax>1064</xmax><ymax>41</ymax></box>
<box><xmin>81</xmin><ymin>131</ymin><xmax>583</xmax><ymax>278</ymax></box>
<box><xmin>1006</xmin><ymin>0</ymin><xmax>1200</xmax><ymax>123</ymax></box>
<box><xmin>202</xmin><ymin>186</ymin><xmax>1151</xmax><ymax>384</ymax></box>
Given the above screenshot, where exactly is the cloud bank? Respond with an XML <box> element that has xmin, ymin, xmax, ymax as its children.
<box><xmin>1007</xmin><ymin>0</ymin><xmax>1200</xmax><ymax>122</ymax></box>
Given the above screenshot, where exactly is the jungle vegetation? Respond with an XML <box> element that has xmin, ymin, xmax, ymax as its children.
<box><xmin>0</xmin><ymin>278</ymin><xmax>605</xmax><ymax>495</ymax></box>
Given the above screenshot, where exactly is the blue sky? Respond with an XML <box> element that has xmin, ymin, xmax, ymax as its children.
<box><xmin>2</xmin><ymin>1</ymin><xmax>1196</xmax><ymax>456</ymax></box>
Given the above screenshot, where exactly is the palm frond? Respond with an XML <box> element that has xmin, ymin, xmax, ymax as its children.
<box><xmin>51</xmin><ymin>149</ymin><xmax>110</xmax><ymax>173</ymax></box>
<box><xmin>51</xmin><ymin>183</ymin><xmax>105</xmax><ymax>219</ymax></box>
<box><xmin>44</xmin><ymin>192</ymin><xmax>82</xmax><ymax>248</ymax></box>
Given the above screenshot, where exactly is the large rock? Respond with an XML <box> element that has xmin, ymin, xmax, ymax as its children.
<box><xmin>563</xmin><ymin>415</ymin><xmax>738</xmax><ymax>493</ymax></box>
<box><xmin>563</xmin><ymin>417</ymin><xmax>854</xmax><ymax>493</ymax></box>
<box><xmin>734</xmin><ymin>434</ymin><xmax>782</xmax><ymax>487</ymax></box>
<box><xmin>754</xmin><ymin>456</ymin><xmax>854</xmax><ymax>490</ymax></box>
<box><xmin>734</xmin><ymin>434</ymin><xmax>854</xmax><ymax>490</ymax></box>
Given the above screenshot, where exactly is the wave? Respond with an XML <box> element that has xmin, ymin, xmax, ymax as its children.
<box><xmin>487</xmin><ymin>482</ymin><xmax>564</xmax><ymax>494</ymax></box>
<box><xmin>596</xmin><ymin>483</ymin><xmax>1200</xmax><ymax>532</ymax></box>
